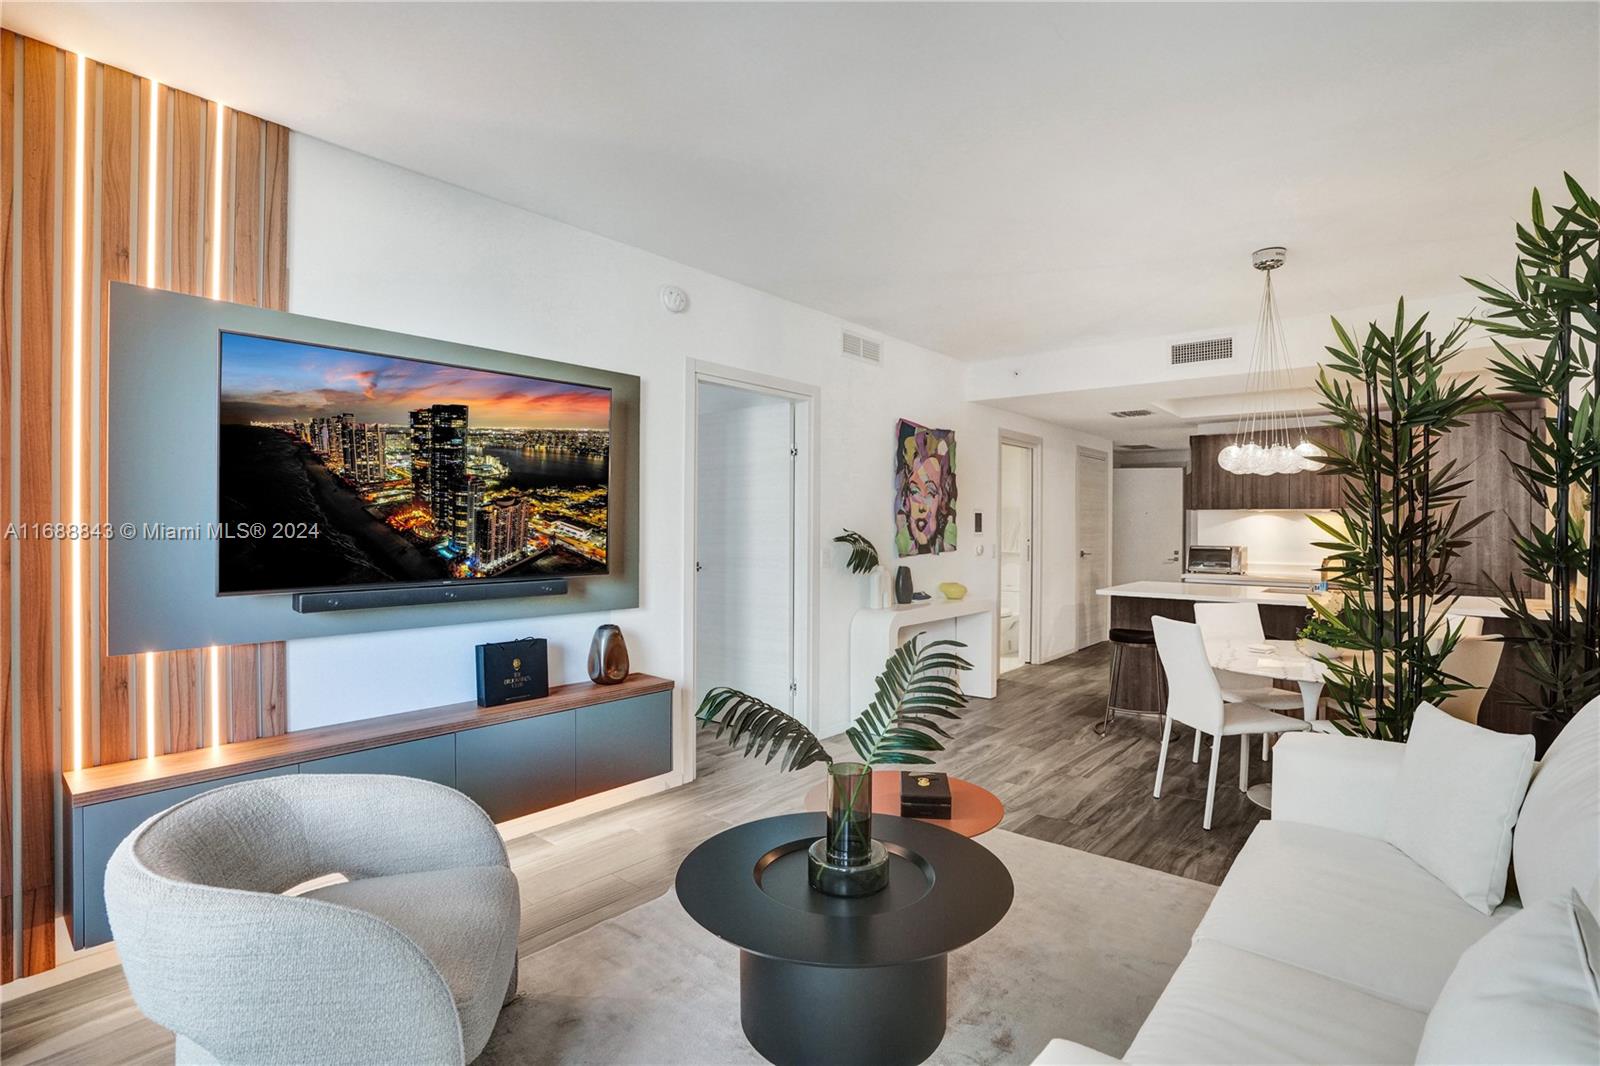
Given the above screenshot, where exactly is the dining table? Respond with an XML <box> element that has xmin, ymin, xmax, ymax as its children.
<box><xmin>1204</xmin><ymin>638</ymin><xmax>1339</xmax><ymax>810</ymax></box>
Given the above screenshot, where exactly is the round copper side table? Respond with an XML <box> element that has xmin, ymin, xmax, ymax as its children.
<box><xmin>800</xmin><ymin>770</ymin><xmax>1003</xmax><ymax>837</ymax></box>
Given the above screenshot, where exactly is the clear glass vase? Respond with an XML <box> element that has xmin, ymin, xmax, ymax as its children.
<box><xmin>826</xmin><ymin>761</ymin><xmax>874</xmax><ymax>865</ymax></box>
<box><xmin>809</xmin><ymin>761</ymin><xmax>889</xmax><ymax>897</ymax></box>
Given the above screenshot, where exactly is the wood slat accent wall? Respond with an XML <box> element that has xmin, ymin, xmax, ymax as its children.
<box><xmin>1</xmin><ymin>31</ymin><xmax>292</xmax><ymax>981</ymax></box>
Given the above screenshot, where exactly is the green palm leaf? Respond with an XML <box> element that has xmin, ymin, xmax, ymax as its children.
<box><xmin>832</xmin><ymin>530</ymin><xmax>882</xmax><ymax>574</ymax></box>
<box><xmin>846</xmin><ymin>635</ymin><xmax>971</xmax><ymax>765</ymax></box>
<box><xmin>695</xmin><ymin>688</ymin><xmax>832</xmax><ymax>771</ymax></box>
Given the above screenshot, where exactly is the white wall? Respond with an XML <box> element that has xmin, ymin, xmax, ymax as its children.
<box><xmin>283</xmin><ymin>135</ymin><xmax>1110</xmax><ymax>745</ymax></box>
<box><xmin>1188</xmin><ymin>509</ymin><xmax>1338</xmax><ymax>572</ymax></box>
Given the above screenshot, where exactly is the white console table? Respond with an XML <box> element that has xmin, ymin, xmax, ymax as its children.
<box><xmin>849</xmin><ymin>598</ymin><xmax>998</xmax><ymax>712</ymax></box>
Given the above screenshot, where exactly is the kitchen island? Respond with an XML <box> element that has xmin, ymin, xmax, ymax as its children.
<box><xmin>1099</xmin><ymin>581</ymin><xmax>1519</xmax><ymax>617</ymax></box>
<box><xmin>1094</xmin><ymin>582</ymin><xmax>1536</xmax><ymax>733</ymax></box>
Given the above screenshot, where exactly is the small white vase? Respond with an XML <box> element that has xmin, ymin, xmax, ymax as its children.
<box><xmin>872</xmin><ymin>569</ymin><xmax>893</xmax><ymax>609</ymax></box>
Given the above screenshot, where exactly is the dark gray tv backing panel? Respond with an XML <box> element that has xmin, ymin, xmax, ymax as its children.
<box><xmin>293</xmin><ymin>579</ymin><xmax>568</xmax><ymax>614</ymax></box>
<box><xmin>107</xmin><ymin>284</ymin><xmax>640</xmax><ymax>655</ymax></box>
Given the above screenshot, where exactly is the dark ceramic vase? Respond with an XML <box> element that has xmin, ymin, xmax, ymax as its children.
<box><xmin>588</xmin><ymin>624</ymin><xmax>629</xmax><ymax>684</ymax></box>
<box><xmin>894</xmin><ymin>566</ymin><xmax>914</xmax><ymax>605</ymax></box>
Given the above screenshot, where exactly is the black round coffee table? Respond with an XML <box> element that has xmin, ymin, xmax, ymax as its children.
<box><xmin>675</xmin><ymin>812</ymin><xmax>1014</xmax><ymax>1066</ymax></box>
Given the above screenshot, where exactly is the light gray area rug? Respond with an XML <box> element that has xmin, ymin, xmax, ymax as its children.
<box><xmin>478</xmin><ymin>829</ymin><xmax>1215</xmax><ymax>1065</ymax></box>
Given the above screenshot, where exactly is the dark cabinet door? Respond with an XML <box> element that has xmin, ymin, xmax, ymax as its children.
<box><xmin>299</xmin><ymin>734</ymin><xmax>456</xmax><ymax>786</ymax></box>
<box><xmin>1189</xmin><ymin>434</ymin><xmax>1251</xmax><ymax>509</ymax></box>
<box><xmin>1438</xmin><ymin>404</ymin><xmax>1542</xmax><ymax>597</ymax></box>
<box><xmin>455</xmin><ymin>711</ymin><xmax>576</xmax><ymax>823</ymax></box>
<box><xmin>575</xmin><ymin>691</ymin><xmax>672</xmax><ymax>797</ymax></box>
<box><xmin>72</xmin><ymin>765</ymin><xmax>298</xmax><ymax>948</ymax></box>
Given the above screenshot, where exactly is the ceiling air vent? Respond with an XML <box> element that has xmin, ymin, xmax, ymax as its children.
<box><xmin>842</xmin><ymin>330</ymin><xmax>882</xmax><ymax>365</ymax></box>
<box><xmin>1171</xmin><ymin>337</ymin><xmax>1233</xmax><ymax>365</ymax></box>
<box><xmin>1117</xmin><ymin>443</ymin><xmax>1158</xmax><ymax>450</ymax></box>
<box><xmin>1109</xmin><ymin>409</ymin><xmax>1153</xmax><ymax>419</ymax></box>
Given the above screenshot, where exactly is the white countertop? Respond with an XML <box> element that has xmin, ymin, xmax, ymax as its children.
<box><xmin>1098</xmin><ymin>581</ymin><xmax>1314</xmax><ymax>606</ymax></box>
<box><xmin>1181</xmin><ymin>571</ymin><xmax>1316</xmax><ymax>588</ymax></box>
<box><xmin>1096</xmin><ymin>581</ymin><xmax>1523</xmax><ymax>618</ymax></box>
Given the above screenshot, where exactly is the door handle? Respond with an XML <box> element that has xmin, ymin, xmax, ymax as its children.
<box><xmin>1079</xmin><ymin>550</ymin><xmax>1091</xmax><ymax>558</ymax></box>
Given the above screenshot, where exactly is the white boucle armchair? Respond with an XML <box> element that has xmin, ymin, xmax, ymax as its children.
<box><xmin>105</xmin><ymin>773</ymin><xmax>521</xmax><ymax>1065</ymax></box>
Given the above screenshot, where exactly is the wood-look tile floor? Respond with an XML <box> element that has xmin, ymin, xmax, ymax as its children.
<box><xmin>0</xmin><ymin>644</ymin><xmax>1267</xmax><ymax>1064</ymax></box>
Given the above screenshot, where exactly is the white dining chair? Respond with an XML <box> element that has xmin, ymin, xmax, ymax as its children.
<box><xmin>1436</xmin><ymin>634</ymin><xmax>1504</xmax><ymax>724</ymax></box>
<box><xmin>1151</xmin><ymin>617</ymin><xmax>1312</xmax><ymax>830</ymax></box>
<box><xmin>1192</xmin><ymin>601</ymin><xmax>1306</xmax><ymax>760</ymax></box>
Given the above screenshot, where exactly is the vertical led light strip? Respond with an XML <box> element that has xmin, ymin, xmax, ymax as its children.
<box><xmin>144</xmin><ymin>79</ymin><xmax>159</xmax><ymax>286</ymax></box>
<box><xmin>143</xmin><ymin>652</ymin><xmax>157</xmax><ymax>757</ymax></box>
<box><xmin>142</xmin><ymin>79</ymin><xmax>161</xmax><ymax>760</ymax></box>
<box><xmin>207</xmin><ymin>644</ymin><xmax>221</xmax><ymax>747</ymax></box>
<box><xmin>209</xmin><ymin>103</ymin><xmax>224</xmax><ymax>299</ymax></box>
<box><xmin>69</xmin><ymin>54</ymin><xmax>88</xmax><ymax>772</ymax></box>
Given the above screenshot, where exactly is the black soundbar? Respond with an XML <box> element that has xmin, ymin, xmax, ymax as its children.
<box><xmin>293</xmin><ymin>579</ymin><xmax>569</xmax><ymax>614</ymax></box>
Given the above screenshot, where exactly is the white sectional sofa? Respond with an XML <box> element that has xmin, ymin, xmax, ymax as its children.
<box><xmin>1036</xmin><ymin>701</ymin><xmax>1600</xmax><ymax>1065</ymax></box>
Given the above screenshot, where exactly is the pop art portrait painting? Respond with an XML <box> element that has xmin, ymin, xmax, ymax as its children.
<box><xmin>894</xmin><ymin>419</ymin><xmax>957</xmax><ymax>556</ymax></box>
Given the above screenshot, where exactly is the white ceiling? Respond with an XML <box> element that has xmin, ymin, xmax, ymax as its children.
<box><xmin>5</xmin><ymin>2</ymin><xmax>1596</xmax><ymax>365</ymax></box>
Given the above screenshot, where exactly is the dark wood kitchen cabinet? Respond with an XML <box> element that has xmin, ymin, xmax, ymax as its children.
<box><xmin>1188</xmin><ymin>404</ymin><xmax>1540</xmax><ymax>597</ymax></box>
<box><xmin>1188</xmin><ymin>426</ymin><xmax>1343</xmax><ymax>511</ymax></box>
<box><xmin>1438</xmin><ymin>402</ymin><xmax>1542</xmax><ymax>597</ymax></box>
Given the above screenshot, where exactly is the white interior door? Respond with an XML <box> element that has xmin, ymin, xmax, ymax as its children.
<box><xmin>694</xmin><ymin>383</ymin><xmax>797</xmax><ymax>711</ymax></box>
<box><xmin>999</xmin><ymin>441</ymin><xmax>1035</xmax><ymax>673</ymax></box>
<box><xmin>1075</xmin><ymin>448</ymin><xmax>1110</xmax><ymax>646</ymax></box>
<box><xmin>1112</xmin><ymin>467</ymin><xmax>1184</xmax><ymax>583</ymax></box>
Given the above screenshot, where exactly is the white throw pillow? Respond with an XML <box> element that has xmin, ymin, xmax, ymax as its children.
<box><xmin>1384</xmin><ymin>702</ymin><xmax>1535</xmax><ymax>914</ymax></box>
<box><xmin>1415</xmin><ymin>889</ymin><xmax>1600</xmax><ymax>1065</ymax></box>
<box><xmin>1513</xmin><ymin>697</ymin><xmax>1600</xmax><ymax>910</ymax></box>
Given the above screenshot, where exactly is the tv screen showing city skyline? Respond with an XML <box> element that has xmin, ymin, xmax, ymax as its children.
<box><xmin>218</xmin><ymin>332</ymin><xmax>611</xmax><ymax>595</ymax></box>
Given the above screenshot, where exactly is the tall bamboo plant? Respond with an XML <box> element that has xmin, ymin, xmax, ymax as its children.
<box><xmin>1465</xmin><ymin>174</ymin><xmax>1600</xmax><ymax>733</ymax></box>
<box><xmin>1308</xmin><ymin>303</ymin><xmax>1493</xmax><ymax>741</ymax></box>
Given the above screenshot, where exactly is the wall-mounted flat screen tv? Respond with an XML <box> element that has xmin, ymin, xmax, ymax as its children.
<box><xmin>218</xmin><ymin>331</ymin><xmax>611</xmax><ymax>595</ymax></box>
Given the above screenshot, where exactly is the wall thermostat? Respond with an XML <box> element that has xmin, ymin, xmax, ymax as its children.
<box><xmin>660</xmin><ymin>285</ymin><xmax>690</xmax><ymax>314</ymax></box>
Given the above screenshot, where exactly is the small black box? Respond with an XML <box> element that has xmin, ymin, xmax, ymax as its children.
<box><xmin>900</xmin><ymin>770</ymin><xmax>952</xmax><ymax>819</ymax></box>
<box><xmin>475</xmin><ymin>637</ymin><xmax>550</xmax><ymax>707</ymax></box>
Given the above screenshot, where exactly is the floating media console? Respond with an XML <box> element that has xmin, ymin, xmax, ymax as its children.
<box><xmin>293</xmin><ymin>578</ymin><xmax>568</xmax><ymax>613</ymax></box>
<box><xmin>61</xmin><ymin>674</ymin><xmax>673</xmax><ymax>949</ymax></box>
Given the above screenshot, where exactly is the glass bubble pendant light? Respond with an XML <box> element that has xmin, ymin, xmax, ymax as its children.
<box><xmin>1218</xmin><ymin>247</ymin><xmax>1316</xmax><ymax>478</ymax></box>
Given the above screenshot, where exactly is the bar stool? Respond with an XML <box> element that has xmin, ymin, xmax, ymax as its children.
<box><xmin>1097</xmin><ymin>627</ymin><xmax>1169</xmax><ymax>735</ymax></box>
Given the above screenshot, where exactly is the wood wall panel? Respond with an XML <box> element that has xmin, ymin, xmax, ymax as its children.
<box><xmin>18</xmin><ymin>37</ymin><xmax>59</xmax><ymax>982</ymax></box>
<box><xmin>260</xmin><ymin>642</ymin><xmax>287</xmax><ymax>737</ymax></box>
<box><xmin>228</xmin><ymin>643</ymin><xmax>259</xmax><ymax>743</ymax></box>
<box><xmin>230</xmin><ymin>112</ymin><xmax>262</xmax><ymax>307</ymax></box>
<box><xmin>262</xmin><ymin>123</ymin><xmax>288</xmax><ymax>310</ymax></box>
<box><xmin>1</xmin><ymin>29</ymin><xmax>17</xmax><ymax>986</ymax></box>
<box><xmin>2</xmin><ymin>32</ymin><xmax>291</xmax><ymax>980</ymax></box>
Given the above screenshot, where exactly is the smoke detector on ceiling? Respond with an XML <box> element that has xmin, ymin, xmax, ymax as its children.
<box><xmin>660</xmin><ymin>285</ymin><xmax>690</xmax><ymax>314</ymax></box>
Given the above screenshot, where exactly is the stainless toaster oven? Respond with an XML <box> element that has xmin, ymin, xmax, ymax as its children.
<box><xmin>1186</xmin><ymin>545</ymin><xmax>1247</xmax><ymax>575</ymax></box>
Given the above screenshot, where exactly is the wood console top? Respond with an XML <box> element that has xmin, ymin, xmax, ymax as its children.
<box><xmin>63</xmin><ymin>673</ymin><xmax>674</xmax><ymax>807</ymax></box>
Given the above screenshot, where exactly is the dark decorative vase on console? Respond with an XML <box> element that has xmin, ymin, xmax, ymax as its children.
<box><xmin>894</xmin><ymin>565</ymin><xmax>914</xmax><ymax>605</ymax></box>
<box><xmin>807</xmin><ymin>761</ymin><xmax>889</xmax><ymax>897</ymax></box>
<box><xmin>588</xmin><ymin>624</ymin><xmax>629</xmax><ymax>684</ymax></box>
